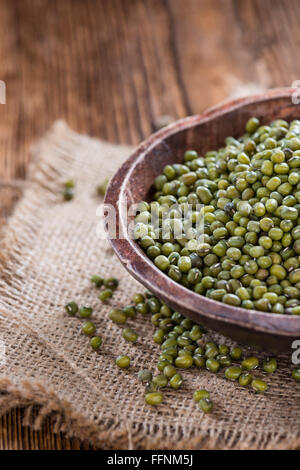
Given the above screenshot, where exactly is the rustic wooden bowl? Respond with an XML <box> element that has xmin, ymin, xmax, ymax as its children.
<box><xmin>105</xmin><ymin>88</ymin><xmax>300</xmax><ymax>352</ymax></box>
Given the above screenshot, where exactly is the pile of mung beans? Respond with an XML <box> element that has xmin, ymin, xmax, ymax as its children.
<box><xmin>65</xmin><ymin>277</ymin><xmax>300</xmax><ymax>412</ymax></box>
<box><xmin>135</xmin><ymin>118</ymin><xmax>300</xmax><ymax>315</ymax></box>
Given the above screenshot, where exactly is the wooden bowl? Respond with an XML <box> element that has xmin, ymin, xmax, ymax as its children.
<box><xmin>105</xmin><ymin>88</ymin><xmax>300</xmax><ymax>352</ymax></box>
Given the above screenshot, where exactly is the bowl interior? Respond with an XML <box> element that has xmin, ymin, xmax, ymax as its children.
<box><xmin>106</xmin><ymin>88</ymin><xmax>300</xmax><ymax>350</ymax></box>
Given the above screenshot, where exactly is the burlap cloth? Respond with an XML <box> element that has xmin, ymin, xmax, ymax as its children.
<box><xmin>0</xmin><ymin>121</ymin><xmax>299</xmax><ymax>450</ymax></box>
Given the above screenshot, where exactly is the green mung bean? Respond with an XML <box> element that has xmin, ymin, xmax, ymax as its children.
<box><xmin>65</xmin><ymin>301</ymin><xmax>78</xmax><ymax>316</ymax></box>
<box><xmin>109</xmin><ymin>309</ymin><xmax>127</xmax><ymax>324</ymax></box>
<box><xmin>263</xmin><ymin>357</ymin><xmax>277</xmax><ymax>373</ymax></box>
<box><xmin>239</xmin><ymin>372</ymin><xmax>252</xmax><ymax>386</ymax></box>
<box><xmin>193</xmin><ymin>390</ymin><xmax>210</xmax><ymax>402</ymax></box>
<box><xmin>152</xmin><ymin>374</ymin><xmax>168</xmax><ymax>388</ymax></box>
<box><xmin>81</xmin><ymin>321</ymin><xmax>96</xmax><ymax>336</ymax></box>
<box><xmin>175</xmin><ymin>354</ymin><xmax>193</xmax><ymax>368</ymax></box>
<box><xmin>225</xmin><ymin>366</ymin><xmax>242</xmax><ymax>381</ymax></box>
<box><xmin>251</xmin><ymin>378</ymin><xmax>268</xmax><ymax>393</ymax></box>
<box><xmin>104</xmin><ymin>277</ymin><xmax>119</xmax><ymax>290</ymax></box>
<box><xmin>99</xmin><ymin>289</ymin><xmax>113</xmax><ymax>302</ymax></box>
<box><xmin>63</xmin><ymin>188</ymin><xmax>74</xmax><ymax>201</ymax></box>
<box><xmin>91</xmin><ymin>275</ymin><xmax>104</xmax><ymax>288</ymax></box>
<box><xmin>116</xmin><ymin>355</ymin><xmax>131</xmax><ymax>369</ymax></box>
<box><xmin>169</xmin><ymin>373</ymin><xmax>183</xmax><ymax>389</ymax></box>
<box><xmin>292</xmin><ymin>368</ymin><xmax>300</xmax><ymax>381</ymax></box>
<box><xmin>145</xmin><ymin>392</ymin><xmax>163</xmax><ymax>405</ymax></box>
<box><xmin>138</xmin><ymin>369</ymin><xmax>153</xmax><ymax>383</ymax></box>
<box><xmin>90</xmin><ymin>336</ymin><xmax>102</xmax><ymax>350</ymax></box>
<box><xmin>241</xmin><ymin>357</ymin><xmax>259</xmax><ymax>371</ymax></box>
<box><xmin>163</xmin><ymin>364</ymin><xmax>177</xmax><ymax>378</ymax></box>
<box><xmin>97</xmin><ymin>178</ymin><xmax>109</xmax><ymax>196</ymax></box>
<box><xmin>198</xmin><ymin>397</ymin><xmax>213</xmax><ymax>414</ymax></box>
<box><xmin>79</xmin><ymin>306</ymin><xmax>93</xmax><ymax>318</ymax></box>
<box><xmin>122</xmin><ymin>327</ymin><xmax>138</xmax><ymax>343</ymax></box>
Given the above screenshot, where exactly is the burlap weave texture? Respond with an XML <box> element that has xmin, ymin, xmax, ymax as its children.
<box><xmin>0</xmin><ymin>121</ymin><xmax>299</xmax><ymax>449</ymax></box>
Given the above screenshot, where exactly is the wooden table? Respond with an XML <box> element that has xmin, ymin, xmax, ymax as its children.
<box><xmin>0</xmin><ymin>0</ymin><xmax>299</xmax><ymax>450</ymax></box>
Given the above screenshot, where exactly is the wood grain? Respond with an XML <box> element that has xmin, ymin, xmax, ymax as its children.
<box><xmin>0</xmin><ymin>0</ymin><xmax>300</xmax><ymax>450</ymax></box>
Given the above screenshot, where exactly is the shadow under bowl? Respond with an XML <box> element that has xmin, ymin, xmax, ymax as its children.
<box><xmin>105</xmin><ymin>87</ymin><xmax>300</xmax><ymax>352</ymax></box>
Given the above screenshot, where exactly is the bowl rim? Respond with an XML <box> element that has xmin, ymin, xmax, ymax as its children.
<box><xmin>105</xmin><ymin>87</ymin><xmax>300</xmax><ymax>337</ymax></box>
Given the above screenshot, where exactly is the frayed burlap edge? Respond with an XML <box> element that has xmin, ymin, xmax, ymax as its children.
<box><xmin>0</xmin><ymin>376</ymin><xmax>299</xmax><ymax>450</ymax></box>
<box><xmin>0</xmin><ymin>121</ymin><xmax>299</xmax><ymax>450</ymax></box>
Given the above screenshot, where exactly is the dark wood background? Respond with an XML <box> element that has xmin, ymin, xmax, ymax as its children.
<box><xmin>0</xmin><ymin>0</ymin><xmax>299</xmax><ymax>450</ymax></box>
